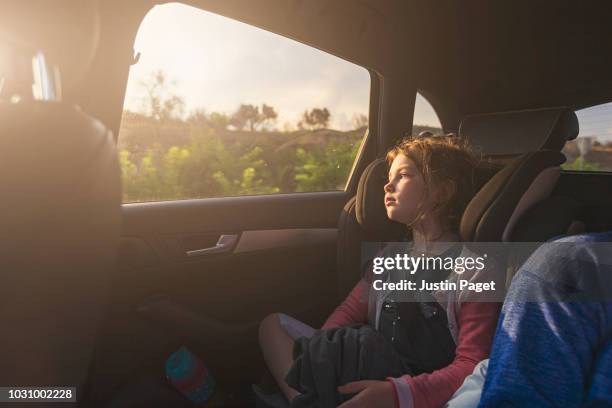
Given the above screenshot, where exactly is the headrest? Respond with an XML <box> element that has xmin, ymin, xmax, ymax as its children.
<box><xmin>355</xmin><ymin>158</ymin><xmax>406</xmax><ymax>238</ymax></box>
<box><xmin>460</xmin><ymin>150</ymin><xmax>565</xmax><ymax>242</ymax></box>
<box><xmin>459</xmin><ymin>107</ymin><xmax>578</xmax><ymax>156</ymax></box>
<box><xmin>0</xmin><ymin>101</ymin><xmax>120</xmax><ymax>386</ymax></box>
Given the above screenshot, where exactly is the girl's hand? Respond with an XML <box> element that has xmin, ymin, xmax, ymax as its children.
<box><xmin>337</xmin><ymin>380</ymin><xmax>396</xmax><ymax>408</ymax></box>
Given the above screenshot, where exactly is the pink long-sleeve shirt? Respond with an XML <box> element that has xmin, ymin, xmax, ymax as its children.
<box><xmin>321</xmin><ymin>279</ymin><xmax>500</xmax><ymax>408</ymax></box>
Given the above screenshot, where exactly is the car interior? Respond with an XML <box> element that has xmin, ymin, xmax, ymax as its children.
<box><xmin>2</xmin><ymin>1</ymin><xmax>612</xmax><ymax>407</ymax></box>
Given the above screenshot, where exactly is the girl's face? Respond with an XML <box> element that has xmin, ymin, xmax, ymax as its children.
<box><xmin>384</xmin><ymin>154</ymin><xmax>433</xmax><ymax>225</ymax></box>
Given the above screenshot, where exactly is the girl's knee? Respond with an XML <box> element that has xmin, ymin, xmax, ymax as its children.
<box><xmin>259</xmin><ymin>312</ymin><xmax>282</xmax><ymax>343</ymax></box>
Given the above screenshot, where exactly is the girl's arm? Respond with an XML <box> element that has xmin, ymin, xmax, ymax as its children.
<box><xmin>321</xmin><ymin>278</ymin><xmax>369</xmax><ymax>329</ymax></box>
<box><xmin>387</xmin><ymin>302</ymin><xmax>500</xmax><ymax>408</ymax></box>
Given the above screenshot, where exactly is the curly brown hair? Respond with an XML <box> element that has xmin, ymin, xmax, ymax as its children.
<box><xmin>386</xmin><ymin>135</ymin><xmax>481</xmax><ymax>232</ymax></box>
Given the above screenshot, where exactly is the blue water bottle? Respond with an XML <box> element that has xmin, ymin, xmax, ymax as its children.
<box><xmin>165</xmin><ymin>346</ymin><xmax>216</xmax><ymax>405</ymax></box>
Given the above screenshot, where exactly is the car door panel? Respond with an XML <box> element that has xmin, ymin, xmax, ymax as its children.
<box><xmin>94</xmin><ymin>191</ymin><xmax>348</xmax><ymax>399</ymax></box>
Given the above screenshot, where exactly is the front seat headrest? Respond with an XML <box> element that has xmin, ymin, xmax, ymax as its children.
<box><xmin>459</xmin><ymin>107</ymin><xmax>578</xmax><ymax>156</ymax></box>
<box><xmin>0</xmin><ymin>101</ymin><xmax>120</xmax><ymax>388</ymax></box>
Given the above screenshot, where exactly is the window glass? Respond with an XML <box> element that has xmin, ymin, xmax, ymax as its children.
<box><xmin>562</xmin><ymin>102</ymin><xmax>612</xmax><ymax>172</ymax></box>
<box><xmin>119</xmin><ymin>3</ymin><xmax>370</xmax><ymax>203</ymax></box>
<box><xmin>412</xmin><ymin>93</ymin><xmax>443</xmax><ymax>135</ymax></box>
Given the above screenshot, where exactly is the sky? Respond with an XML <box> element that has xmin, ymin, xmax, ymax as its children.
<box><xmin>575</xmin><ymin>102</ymin><xmax>612</xmax><ymax>143</ymax></box>
<box><xmin>122</xmin><ymin>2</ymin><xmax>441</xmax><ymax>131</ymax></box>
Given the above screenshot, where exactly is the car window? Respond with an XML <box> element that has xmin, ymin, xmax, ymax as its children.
<box><xmin>562</xmin><ymin>102</ymin><xmax>612</xmax><ymax>172</ymax></box>
<box><xmin>412</xmin><ymin>93</ymin><xmax>443</xmax><ymax>135</ymax></box>
<box><xmin>118</xmin><ymin>3</ymin><xmax>370</xmax><ymax>203</ymax></box>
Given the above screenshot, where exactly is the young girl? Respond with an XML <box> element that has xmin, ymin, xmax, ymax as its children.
<box><xmin>258</xmin><ymin>136</ymin><xmax>501</xmax><ymax>408</ymax></box>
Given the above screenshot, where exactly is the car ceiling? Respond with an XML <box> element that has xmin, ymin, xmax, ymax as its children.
<box><xmin>2</xmin><ymin>0</ymin><xmax>612</xmax><ymax>125</ymax></box>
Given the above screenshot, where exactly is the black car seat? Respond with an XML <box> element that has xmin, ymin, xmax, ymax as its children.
<box><xmin>0</xmin><ymin>99</ymin><xmax>120</xmax><ymax>401</ymax></box>
<box><xmin>337</xmin><ymin>107</ymin><xmax>580</xmax><ymax>299</ymax></box>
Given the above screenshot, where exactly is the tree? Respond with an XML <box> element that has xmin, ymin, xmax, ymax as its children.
<box><xmin>299</xmin><ymin>108</ymin><xmax>330</xmax><ymax>130</ymax></box>
<box><xmin>187</xmin><ymin>109</ymin><xmax>208</xmax><ymax>128</ymax></box>
<box><xmin>230</xmin><ymin>104</ymin><xmax>258</xmax><ymax>131</ymax></box>
<box><xmin>208</xmin><ymin>112</ymin><xmax>230</xmax><ymax>131</ymax></box>
<box><xmin>230</xmin><ymin>103</ymin><xmax>277</xmax><ymax>131</ymax></box>
<box><xmin>261</xmin><ymin>103</ymin><xmax>278</xmax><ymax>127</ymax></box>
<box><xmin>351</xmin><ymin>113</ymin><xmax>368</xmax><ymax>129</ymax></box>
<box><xmin>139</xmin><ymin>69</ymin><xmax>185</xmax><ymax>123</ymax></box>
<box><xmin>187</xmin><ymin>109</ymin><xmax>230</xmax><ymax>132</ymax></box>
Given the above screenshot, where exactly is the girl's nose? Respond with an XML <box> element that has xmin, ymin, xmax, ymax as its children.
<box><xmin>384</xmin><ymin>181</ymin><xmax>394</xmax><ymax>192</ymax></box>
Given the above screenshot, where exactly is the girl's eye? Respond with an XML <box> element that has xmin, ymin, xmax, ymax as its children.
<box><xmin>387</xmin><ymin>172</ymin><xmax>411</xmax><ymax>182</ymax></box>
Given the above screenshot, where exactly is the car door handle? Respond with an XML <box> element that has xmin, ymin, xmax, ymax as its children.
<box><xmin>185</xmin><ymin>234</ymin><xmax>238</xmax><ymax>257</ymax></box>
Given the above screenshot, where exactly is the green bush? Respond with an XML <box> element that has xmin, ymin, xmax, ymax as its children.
<box><xmin>562</xmin><ymin>157</ymin><xmax>602</xmax><ymax>171</ymax></box>
<box><xmin>119</xmin><ymin>122</ymin><xmax>364</xmax><ymax>202</ymax></box>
